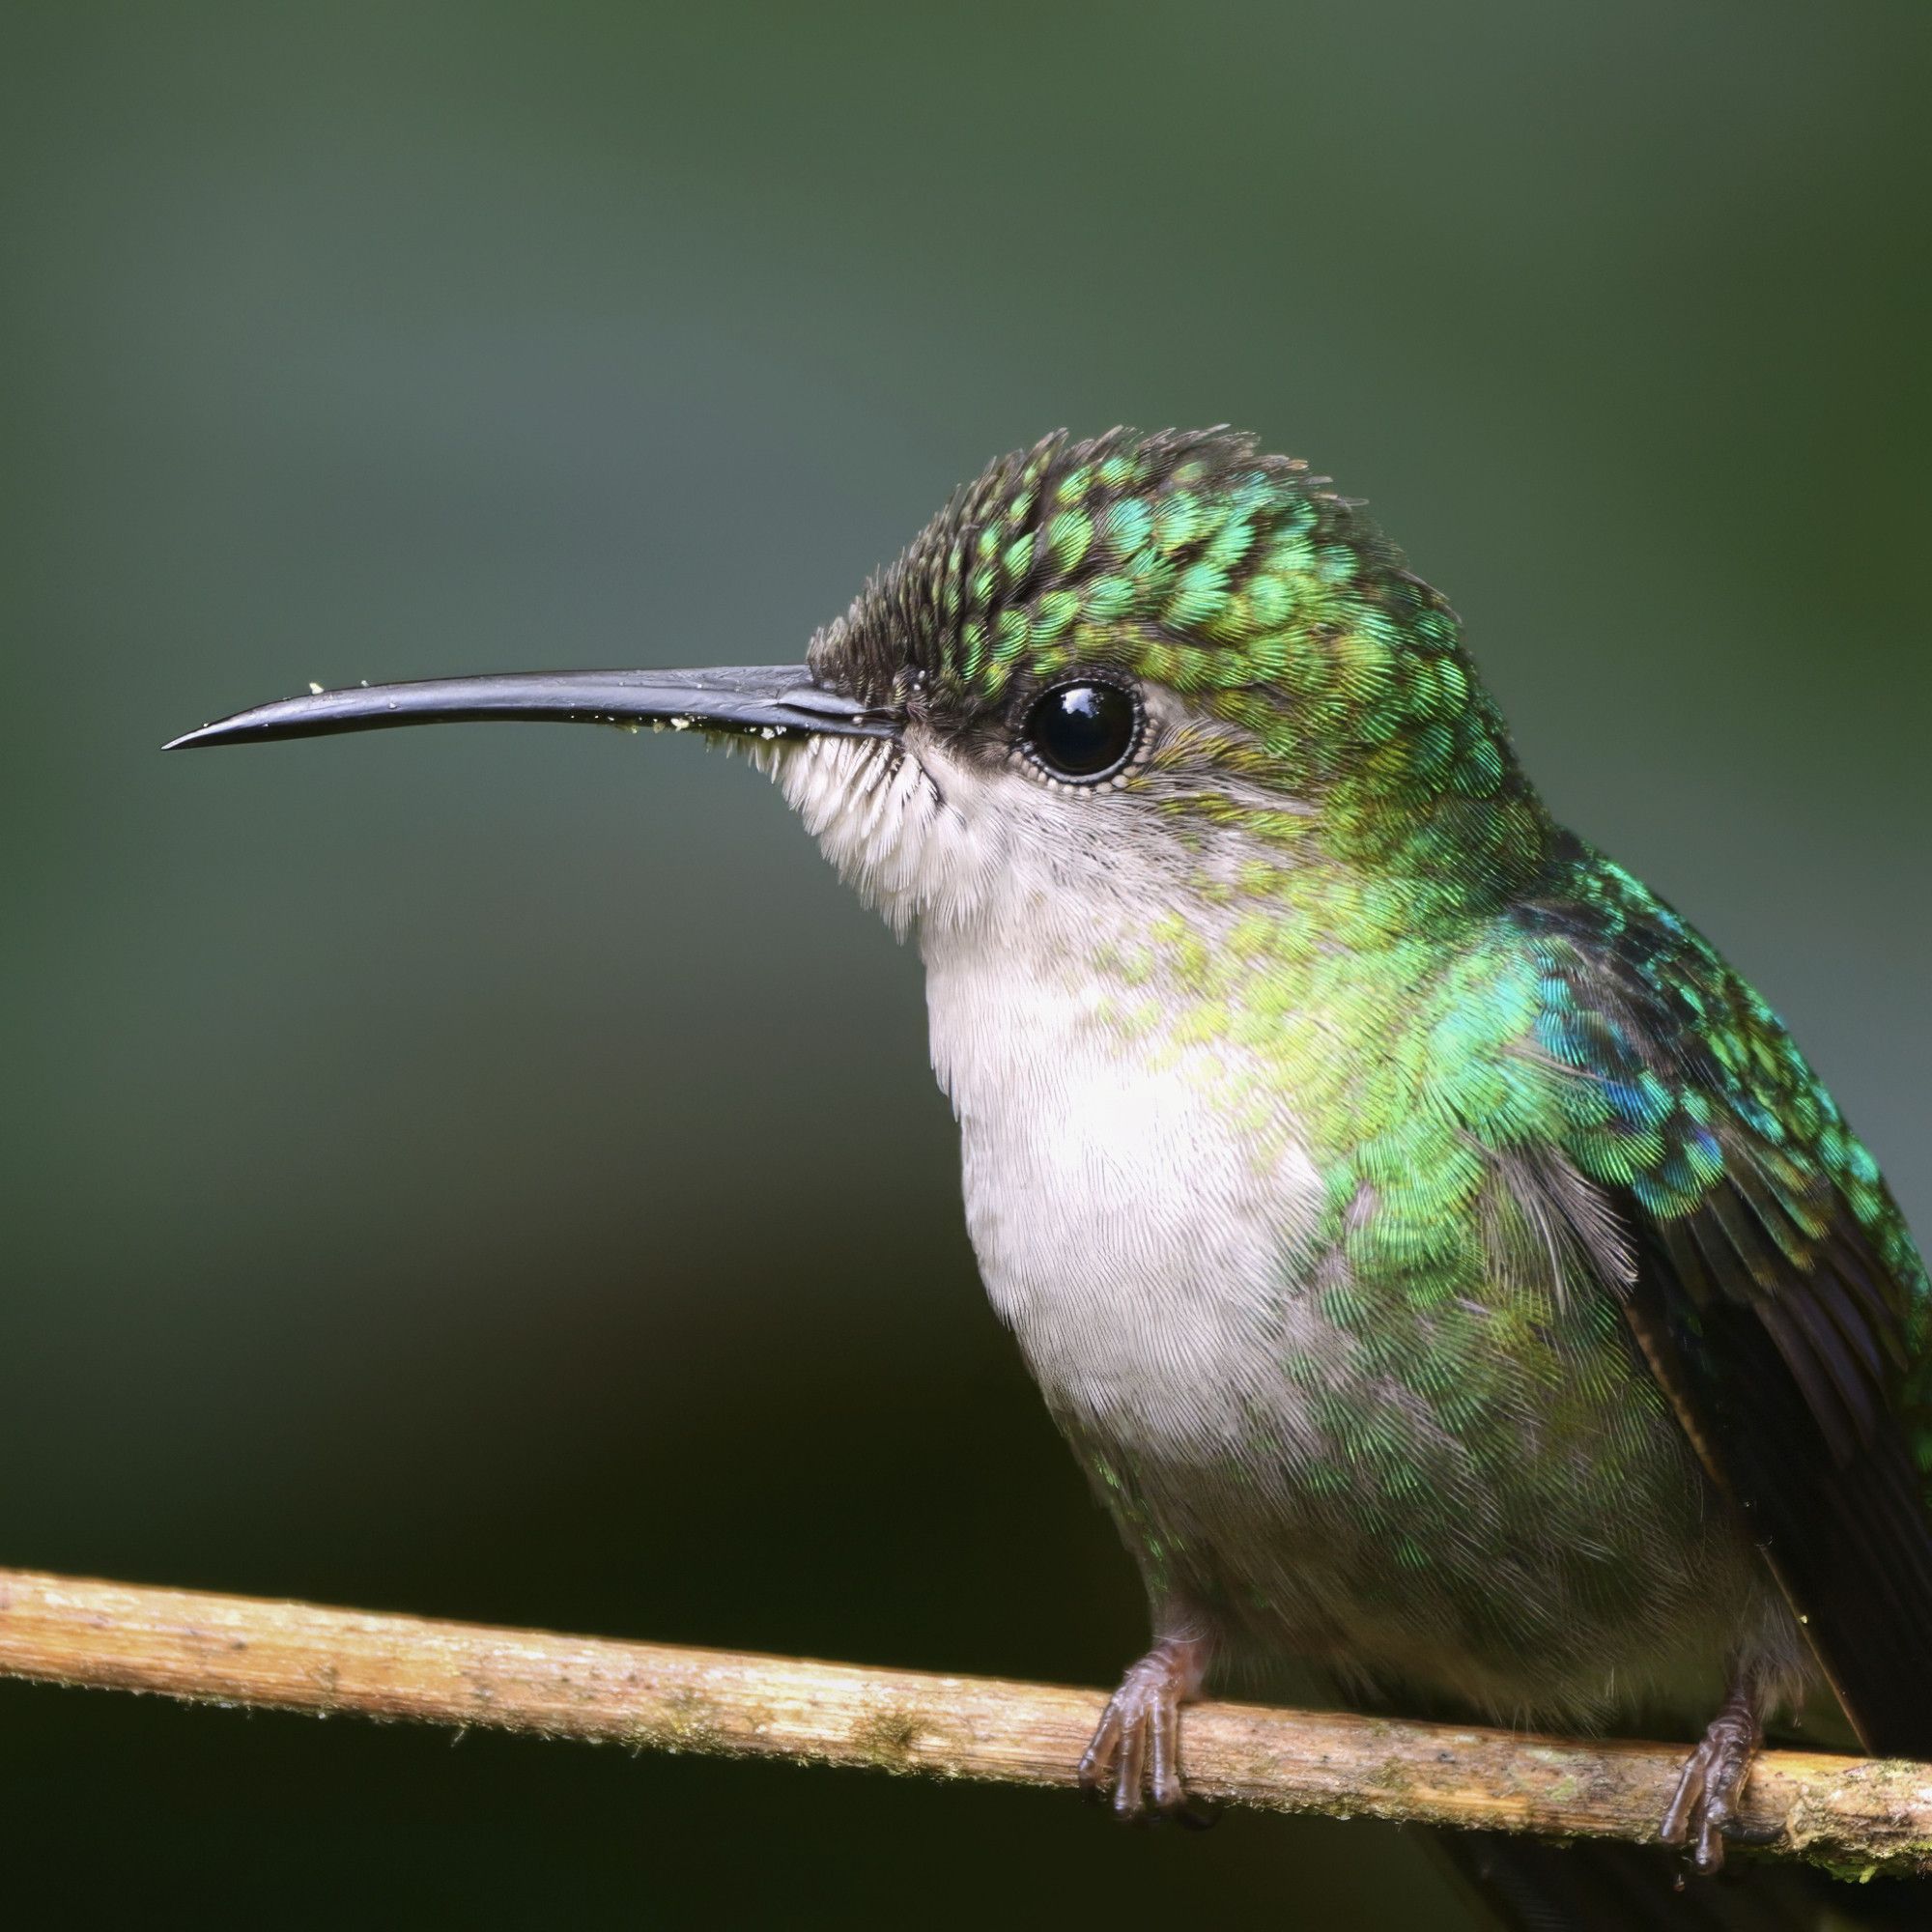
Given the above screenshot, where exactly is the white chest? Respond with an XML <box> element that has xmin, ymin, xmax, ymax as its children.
<box><xmin>921</xmin><ymin>928</ymin><xmax>1326</xmax><ymax>1450</ymax></box>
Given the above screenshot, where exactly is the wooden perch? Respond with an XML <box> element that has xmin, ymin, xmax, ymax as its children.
<box><xmin>0</xmin><ymin>1567</ymin><xmax>1926</xmax><ymax>1876</ymax></box>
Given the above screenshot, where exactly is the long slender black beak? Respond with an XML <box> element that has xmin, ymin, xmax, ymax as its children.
<box><xmin>163</xmin><ymin>666</ymin><xmax>895</xmax><ymax>751</ymax></box>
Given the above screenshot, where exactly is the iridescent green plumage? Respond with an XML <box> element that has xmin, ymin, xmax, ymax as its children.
<box><xmin>818</xmin><ymin>427</ymin><xmax>1932</xmax><ymax>1758</ymax></box>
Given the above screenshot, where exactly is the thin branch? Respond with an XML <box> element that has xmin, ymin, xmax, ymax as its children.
<box><xmin>0</xmin><ymin>1568</ymin><xmax>1925</xmax><ymax>1876</ymax></box>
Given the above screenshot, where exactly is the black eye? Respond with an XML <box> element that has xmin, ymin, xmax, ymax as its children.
<box><xmin>1020</xmin><ymin>680</ymin><xmax>1142</xmax><ymax>783</ymax></box>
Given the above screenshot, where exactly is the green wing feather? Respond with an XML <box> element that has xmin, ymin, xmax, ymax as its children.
<box><xmin>1512</xmin><ymin>842</ymin><xmax>1932</xmax><ymax>1753</ymax></box>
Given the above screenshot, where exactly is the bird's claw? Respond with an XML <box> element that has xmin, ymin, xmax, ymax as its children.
<box><xmin>1660</xmin><ymin>1680</ymin><xmax>1774</xmax><ymax>1873</ymax></box>
<box><xmin>1077</xmin><ymin>1639</ymin><xmax>1215</xmax><ymax>1828</ymax></box>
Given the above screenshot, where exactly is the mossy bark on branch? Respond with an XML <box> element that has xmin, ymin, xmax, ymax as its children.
<box><xmin>1</xmin><ymin>1568</ymin><xmax>1927</xmax><ymax>1877</ymax></box>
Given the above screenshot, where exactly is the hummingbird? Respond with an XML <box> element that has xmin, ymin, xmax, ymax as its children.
<box><xmin>169</xmin><ymin>429</ymin><xmax>1931</xmax><ymax>1919</ymax></box>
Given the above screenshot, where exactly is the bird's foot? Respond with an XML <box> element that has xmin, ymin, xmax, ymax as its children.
<box><xmin>1077</xmin><ymin>1635</ymin><xmax>1214</xmax><ymax>1826</ymax></box>
<box><xmin>1660</xmin><ymin>1669</ymin><xmax>1779</xmax><ymax>1873</ymax></box>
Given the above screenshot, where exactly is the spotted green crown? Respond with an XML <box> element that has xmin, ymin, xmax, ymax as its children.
<box><xmin>813</xmin><ymin>427</ymin><xmax>1549</xmax><ymax>895</ymax></box>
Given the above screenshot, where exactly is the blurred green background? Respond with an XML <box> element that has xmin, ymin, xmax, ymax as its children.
<box><xmin>3</xmin><ymin>3</ymin><xmax>1927</xmax><ymax>1923</ymax></box>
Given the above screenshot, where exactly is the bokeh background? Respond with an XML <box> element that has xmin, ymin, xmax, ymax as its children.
<box><xmin>4</xmin><ymin>4</ymin><xmax>1928</xmax><ymax>1923</ymax></box>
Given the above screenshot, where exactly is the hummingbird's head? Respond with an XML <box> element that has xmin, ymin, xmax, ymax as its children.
<box><xmin>773</xmin><ymin>428</ymin><xmax>1549</xmax><ymax>939</ymax></box>
<box><xmin>168</xmin><ymin>428</ymin><xmax>1548</xmax><ymax>945</ymax></box>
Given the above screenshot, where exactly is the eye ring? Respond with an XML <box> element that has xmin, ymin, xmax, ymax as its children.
<box><xmin>1016</xmin><ymin>676</ymin><xmax>1146</xmax><ymax>786</ymax></box>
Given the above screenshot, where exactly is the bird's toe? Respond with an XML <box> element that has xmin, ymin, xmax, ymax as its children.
<box><xmin>1079</xmin><ymin>1639</ymin><xmax>1210</xmax><ymax>1826</ymax></box>
<box><xmin>1660</xmin><ymin>1681</ymin><xmax>1773</xmax><ymax>1875</ymax></box>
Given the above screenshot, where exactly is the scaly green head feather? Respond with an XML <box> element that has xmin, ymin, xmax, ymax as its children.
<box><xmin>810</xmin><ymin>427</ymin><xmax>1550</xmax><ymax>910</ymax></box>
